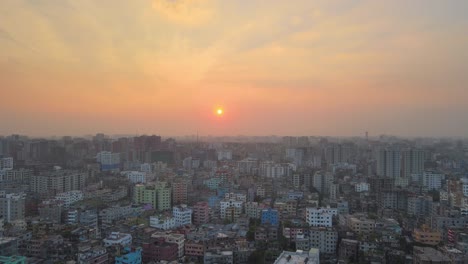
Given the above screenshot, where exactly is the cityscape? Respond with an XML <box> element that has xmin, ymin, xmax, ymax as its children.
<box><xmin>0</xmin><ymin>134</ymin><xmax>467</xmax><ymax>263</ymax></box>
<box><xmin>1</xmin><ymin>0</ymin><xmax>468</xmax><ymax>264</ymax></box>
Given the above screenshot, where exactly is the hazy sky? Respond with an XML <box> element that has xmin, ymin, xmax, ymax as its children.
<box><xmin>1</xmin><ymin>0</ymin><xmax>467</xmax><ymax>137</ymax></box>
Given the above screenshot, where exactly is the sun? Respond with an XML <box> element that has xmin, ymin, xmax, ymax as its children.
<box><xmin>216</xmin><ymin>108</ymin><xmax>223</xmax><ymax>116</ymax></box>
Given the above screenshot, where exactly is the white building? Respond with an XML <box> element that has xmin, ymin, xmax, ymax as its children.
<box><xmin>124</xmin><ymin>171</ymin><xmax>146</xmax><ymax>184</ymax></box>
<box><xmin>355</xmin><ymin>183</ymin><xmax>369</xmax><ymax>193</ymax></box>
<box><xmin>149</xmin><ymin>215</ymin><xmax>176</xmax><ymax>230</ymax></box>
<box><xmin>55</xmin><ymin>190</ymin><xmax>84</xmax><ymax>208</ymax></box>
<box><xmin>274</xmin><ymin>249</ymin><xmax>319</xmax><ymax>264</ymax></box>
<box><xmin>140</xmin><ymin>163</ymin><xmax>152</xmax><ymax>173</ymax></box>
<box><xmin>103</xmin><ymin>232</ymin><xmax>132</xmax><ymax>247</ymax></box>
<box><xmin>0</xmin><ymin>191</ymin><xmax>25</xmax><ymax>222</ymax></box>
<box><xmin>224</xmin><ymin>193</ymin><xmax>247</xmax><ymax>202</ymax></box>
<box><xmin>306</xmin><ymin>208</ymin><xmax>338</xmax><ymax>227</ymax></box>
<box><xmin>463</xmin><ymin>183</ymin><xmax>468</xmax><ymax>197</ymax></box>
<box><xmin>217</xmin><ymin>150</ymin><xmax>232</xmax><ymax>161</ymax></box>
<box><xmin>259</xmin><ymin>162</ymin><xmax>291</xmax><ymax>178</ymax></box>
<box><xmin>173</xmin><ymin>204</ymin><xmax>192</xmax><ymax>227</ymax></box>
<box><xmin>220</xmin><ymin>200</ymin><xmax>243</xmax><ymax>219</ymax></box>
<box><xmin>422</xmin><ymin>171</ymin><xmax>444</xmax><ymax>190</ymax></box>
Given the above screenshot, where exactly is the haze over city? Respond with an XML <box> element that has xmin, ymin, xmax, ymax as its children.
<box><xmin>1</xmin><ymin>0</ymin><xmax>468</xmax><ymax>137</ymax></box>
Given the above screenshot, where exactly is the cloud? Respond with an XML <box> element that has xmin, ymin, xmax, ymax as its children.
<box><xmin>152</xmin><ymin>0</ymin><xmax>214</xmax><ymax>26</ymax></box>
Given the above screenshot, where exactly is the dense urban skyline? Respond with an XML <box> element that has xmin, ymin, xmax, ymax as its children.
<box><xmin>1</xmin><ymin>0</ymin><xmax>468</xmax><ymax>137</ymax></box>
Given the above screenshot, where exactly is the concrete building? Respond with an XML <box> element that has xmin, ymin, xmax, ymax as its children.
<box><xmin>217</xmin><ymin>150</ymin><xmax>232</xmax><ymax>161</ymax></box>
<box><xmin>124</xmin><ymin>171</ymin><xmax>146</xmax><ymax>184</ymax></box>
<box><xmin>259</xmin><ymin>162</ymin><xmax>291</xmax><ymax>178</ymax></box>
<box><xmin>413</xmin><ymin>246</ymin><xmax>450</xmax><ymax>264</ymax></box>
<box><xmin>156</xmin><ymin>182</ymin><xmax>172</xmax><ymax>211</ymax></box>
<box><xmin>0</xmin><ymin>157</ymin><xmax>13</xmax><ymax>171</ymax></box>
<box><xmin>67</xmin><ymin>209</ymin><xmax>79</xmax><ymax>224</ymax></box>
<box><xmin>309</xmin><ymin>227</ymin><xmax>338</xmax><ymax>254</ymax></box>
<box><xmin>55</xmin><ymin>190</ymin><xmax>84</xmax><ymax>208</ymax></box>
<box><xmin>99</xmin><ymin>205</ymin><xmax>140</xmax><ymax>225</ymax></box>
<box><xmin>261</xmin><ymin>208</ymin><xmax>279</xmax><ymax>226</ymax></box>
<box><xmin>151</xmin><ymin>232</ymin><xmax>185</xmax><ymax>258</ymax></box>
<box><xmin>338</xmin><ymin>239</ymin><xmax>359</xmax><ymax>262</ymax></box>
<box><xmin>220</xmin><ymin>200</ymin><xmax>243</xmax><ymax>221</ymax></box>
<box><xmin>31</xmin><ymin>169</ymin><xmax>86</xmax><ymax>195</ymax></box>
<box><xmin>274</xmin><ymin>249</ymin><xmax>319</xmax><ymax>264</ymax></box>
<box><xmin>355</xmin><ymin>182</ymin><xmax>369</xmax><ymax>193</ymax></box>
<box><xmin>193</xmin><ymin>202</ymin><xmax>210</xmax><ymax>225</ymax></box>
<box><xmin>402</xmin><ymin>149</ymin><xmax>425</xmax><ymax>178</ymax></box>
<box><xmin>149</xmin><ymin>215</ymin><xmax>175</xmax><ymax>230</ymax></box>
<box><xmin>422</xmin><ymin>171</ymin><xmax>444</xmax><ymax>190</ymax></box>
<box><xmin>133</xmin><ymin>184</ymin><xmax>157</xmax><ymax>209</ymax></box>
<box><xmin>97</xmin><ymin>151</ymin><xmax>120</xmax><ymax>171</ymax></box>
<box><xmin>185</xmin><ymin>241</ymin><xmax>205</xmax><ymax>257</ymax></box>
<box><xmin>306</xmin><ymin>207</ymin><xmax>337</xmax><ymax>227</ymax></box>
<box><xmin>173</xmin><ymin>204</ymin><xmax>192</xmax><ymax>227</ymax></box>
<box><xmin>204</xmin><ymin>250</ymin><xmax>234</xmax><ymax>264</ymax></box>
<box><xmin>348</xmin><ymin>215</ymin><xmax>376</xmax><ymax>234</ymax></box>
<box><xmin>407</xmin><ymin>195</ymin><xmax>433</xmax><ymax>216</ymax></box>
<box><xmin>77</xmin><ymin>246</ymin><xmax>108</xmax><ymax>264</ymax></box>
<box><xmin>103</xmin><ymin>232</ymin><xmax>132</xmax><ymax>247</ymax></box>
<box><xmin>313</xmin><ymin>171</ymin><xmax>333</xmax><ymax>194</ymax></box>
<box><xmin>376</xmin><ymin>148</ymin><xmax>401</xmax><ymax>178</ymax></box>
<box><xmin>1</xmin><ymin>169</ymin><xmax>32</xmax><ymax>184</ymax></box>
<box><xmin>413</xmin><ymin>226</ymin><xmax>442</xmax><ymax>246</ymax></box>
<box><xmin>255</xmin><ymin>225</ymin><xmax>278</xmax><ymax>241</ymax></box>
<box><xmin>142</xmin><ymin>238</ymin><xmax>178</xmax><ymax>263</ymax></box>
<box><xmin>172</xmin><ymin>181</ymin><xmax>188</xmax><ymax>205</ymax></box>
<box><xmin>38</xmin><ymin>199</ymin><xmax>64</xmax><ymax>224</ymax></box>
<box><xmin>245</xmin><ymin>202</ymin><xmax>261</xmax><ymax>219</ymax></box>
<box><xmin>237</xmin><ymin>158</ymin><xmax>258</xmax><ymax>174</ymax></box>
<box><xmin>0</xmin><ymin>192</ymin><xmax>25</xmax><ymax>222</ymax></box>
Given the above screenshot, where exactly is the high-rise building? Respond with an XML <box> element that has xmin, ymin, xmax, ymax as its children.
<box><xmin>193</xmin><ymin>202</ymin><xmax>210</xmax><ymax>225</ymax></box>
<box><xmin>324</xmin><ymin>143</ymin><xmax>355</xmax><ymax>165</ymax></box>
<box><xmin>97</xmin><ymin>151</ymin><xmax>120</xmax><ymax>172</ymax></box>
<box><xmin>172</xmin><ymin>181</ymin><xmax>188</xmax><ymax>205</ymax></box>
<box><xmin>402</xmin><ymin>149</ymin><xmax>425</xmax><ymax>178</ymax></box>
<box><xmin>313</xmin><ymin>171</ymin><xmax>333</xmax><ymax>194</ymax></box>
<box><xmin>376</xmin><ymin>148</ymin><xmax>401</xmax><ymax>178</ymax></box>
<box><xmin>156</xmin><ymin>182</ymin><xmax>172</xmax><ymax>211</ymax></box>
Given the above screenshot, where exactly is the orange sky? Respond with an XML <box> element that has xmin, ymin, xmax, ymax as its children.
<box><xmin>1</xmin><ymin>0</ymin><xmax>467</xmax><ymax>137</ymax></box>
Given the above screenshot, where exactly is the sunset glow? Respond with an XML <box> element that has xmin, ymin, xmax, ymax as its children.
<box><xmin>0</xmin><ymin>1</ymin><xmax>467</xmax><ymax>137</ymax></box>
